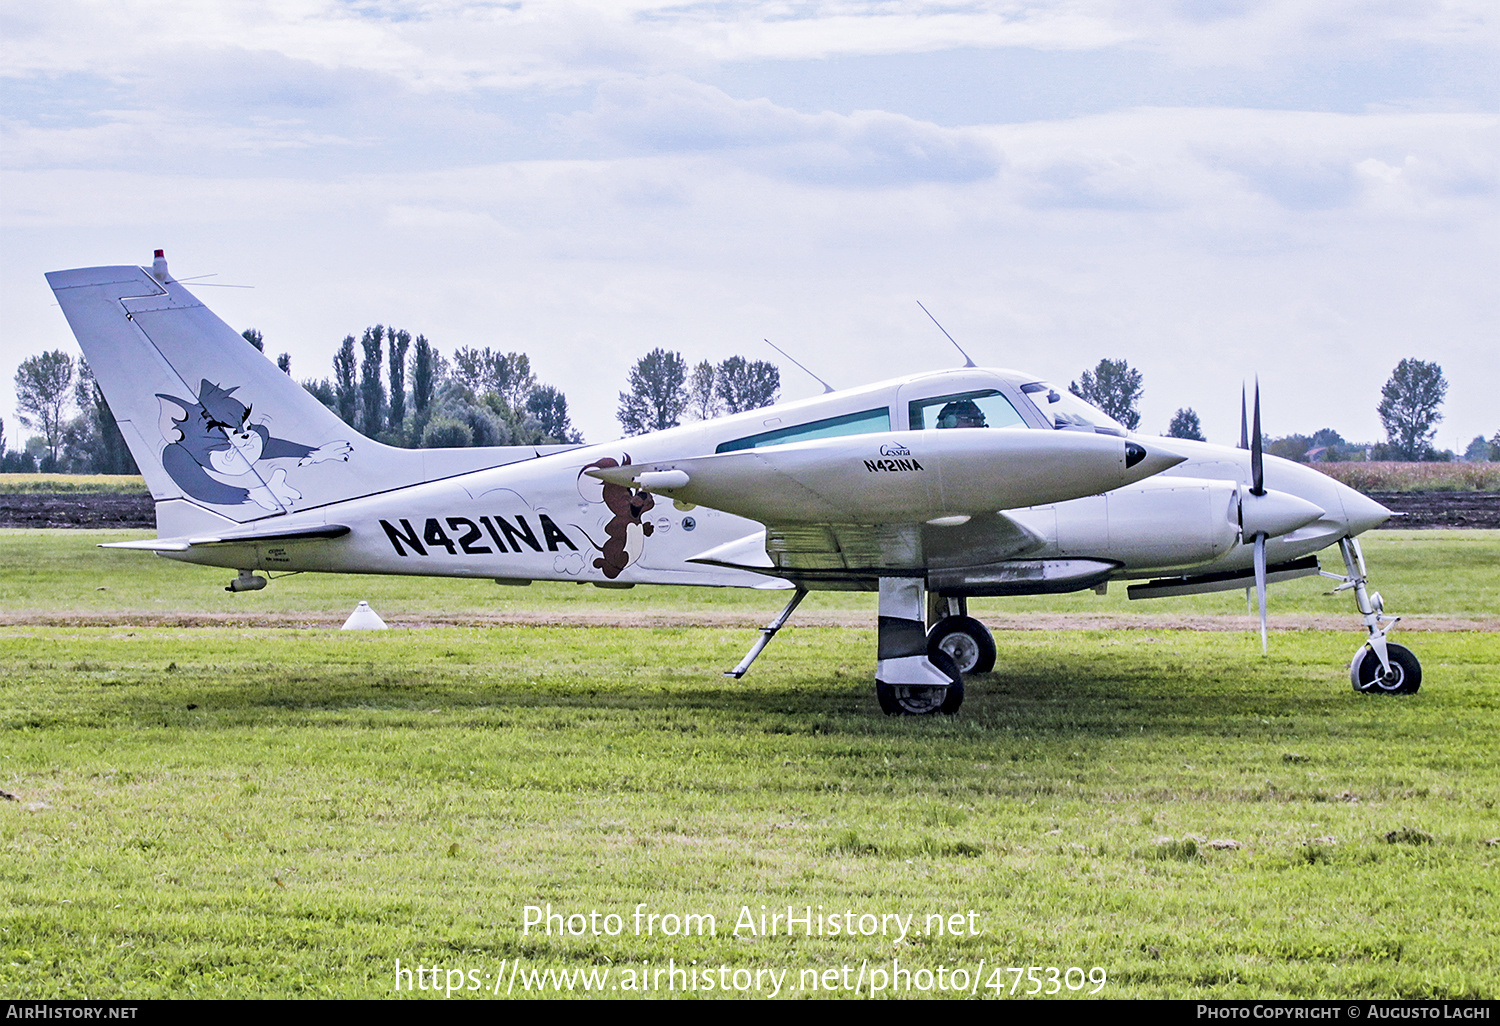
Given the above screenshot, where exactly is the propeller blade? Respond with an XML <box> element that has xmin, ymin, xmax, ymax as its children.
<box><xmin>1250</xmin><ymin>378</ymin><xmax>1265</xmax><ymax>496</ymax></box>
<box><xmin>1239</xmin><ymin>385</ymin><xmax>1248</xmax><ymax>450</ymax></box>
<box><xmin>1254</xmin><ymin>532</ymin><xmax>1268</xmax><ymax>653</ymax></box>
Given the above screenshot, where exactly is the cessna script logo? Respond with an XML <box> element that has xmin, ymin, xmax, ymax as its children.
<box><xmin>865</xmin><ymin>441</ymin><xmax>923</xmax><ymax>473</ymax></box>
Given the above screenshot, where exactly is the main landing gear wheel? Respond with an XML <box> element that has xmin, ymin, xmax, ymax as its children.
<box><xmin>927</xmin><ymin>615</ymin><xmax>996</xmax><ymax>675</ymax></box>
<box><xmin>1350</xmin><ymin>643</ymin><xmax>1421</xmax><ymax>695</ymax></box>
<box><xmin>876</xmin><ymin>651</ymin><xmax>965</xmax><ymax>716</ymax></box>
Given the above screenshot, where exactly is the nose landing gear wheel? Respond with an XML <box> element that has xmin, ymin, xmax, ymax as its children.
<box><xmin>926</xmin><ymin>615</ymin><xmax>996</xmax><ymax>674</ymax></box>
<box><xmin>876</xmin><ymin>651</ymin><xmax>965</xmax><ymax>716</ymax></box>
<box><xmin>1351</xmin><ymin>642</ymin><xmax>1421</xmax><ymax>695</ymax></box>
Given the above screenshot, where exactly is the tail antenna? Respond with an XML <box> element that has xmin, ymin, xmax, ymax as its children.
<box><xmin>916</xmin><ymin>301</ymin><xmax>976</xmax><ymax>368</ymax></box>
<box><xmin>763</xmin><ymin>339</ymin><xmax>835</xmax><ymax>394</ymax></box>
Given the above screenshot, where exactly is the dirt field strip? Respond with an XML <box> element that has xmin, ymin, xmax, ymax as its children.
<box><xmin>1</xmin><ymin>610</ymin><xmax>1492</xmax><ymax>631</ymax></box>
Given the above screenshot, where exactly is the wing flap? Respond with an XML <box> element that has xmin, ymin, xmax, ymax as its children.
<box><xmin>686</xmin><ymin>512</ymin><xmax>1044</xmax><ymax>578</ymax></box>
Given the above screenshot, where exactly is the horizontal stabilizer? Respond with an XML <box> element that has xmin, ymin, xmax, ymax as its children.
<box><xmin>101</xmin><ymin>524</ymin><xmax>350</xmax><ymax>552</ymax></box>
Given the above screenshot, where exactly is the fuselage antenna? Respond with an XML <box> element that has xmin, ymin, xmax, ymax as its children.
<box><xmin>764</xmin><ymin>339</ymin><xmax>835</xmax><ymax>394</ymax></box>
<box><xmin>916</xmin><ymin>301</ymin><xmax>976</xmax><ymax>368</ymax></box>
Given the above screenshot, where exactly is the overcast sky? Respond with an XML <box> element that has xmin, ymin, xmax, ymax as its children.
<box><xmin>3</xmin><ymin>0</ymin><xmax>1496</xmax><ymax>453</ymax></box>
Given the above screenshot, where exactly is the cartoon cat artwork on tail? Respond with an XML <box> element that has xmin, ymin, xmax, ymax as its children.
<box><xmin>157</xmin><ymin>379</ymin><xmax>352</xmax><ymax>511</ymax></box>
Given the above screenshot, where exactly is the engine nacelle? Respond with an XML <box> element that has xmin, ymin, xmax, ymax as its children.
<box><xmin>1009</xmin><ymin>478</ymin><xmax>1241</xmax><ymax>571</ymax></box>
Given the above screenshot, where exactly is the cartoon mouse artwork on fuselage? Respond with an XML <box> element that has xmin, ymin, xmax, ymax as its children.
<box><xmin>577</xmin><ymin>455</ymin><xmax>656</xmax><ymax>579</ymax></box>
<box><xmin>157</xmin><ymin>379</ymin><xmax>352</xmax><ymax>511</ymax></box>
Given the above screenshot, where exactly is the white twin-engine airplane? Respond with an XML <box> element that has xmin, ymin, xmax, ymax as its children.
<box><xmin>47</xmin><ymin>253</ymin><xmax>1420</xmax><ymax>715</ymax></box>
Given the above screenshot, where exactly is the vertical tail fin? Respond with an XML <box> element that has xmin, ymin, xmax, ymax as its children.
<box><xmin>47</xmin><ymin>255</ymin><xmax>559</xmax><ymax>537</ymax></box>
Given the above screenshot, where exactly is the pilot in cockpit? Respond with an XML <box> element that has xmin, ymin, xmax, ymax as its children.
<box><xmin>936</xmin><ymin>398</ymin><xmax>987</xmax><ymax>429</ymax></box>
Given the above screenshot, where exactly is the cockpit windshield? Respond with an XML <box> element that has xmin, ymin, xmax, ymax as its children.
<box><xmin>1019</xmin><ymin>382</ymin><xmax>1128</xmax><ymax>436</ymax></box>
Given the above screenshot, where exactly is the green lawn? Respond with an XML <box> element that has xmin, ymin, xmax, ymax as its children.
<box><xmin>1</xmin><ymin>530</ymin><xmax>1496</xmax><ymax>999</ymax></box>
<box><xmin>2</xmin><ymin>529</ymin><xmax>1496</xmax><ymax>624</ymax></box>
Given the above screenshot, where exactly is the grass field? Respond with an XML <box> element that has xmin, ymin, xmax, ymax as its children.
<box><xmin>1312</xmin><ymin>463</ymin><xmax>1500</xmax><ymax>493</ymax></box>
<box><xmin>0</xmin><ymin>474</ymin><xmax>148</xmax><ymax>494</ymax></box>
<box><xmin>2</xmin><ymin>529</ymin><xmax>1497</xmax><ymax>625</ymax></box>
<box><xmin>2</xmin><ymin>529</ymin><xmax>1497</xmax><ymax>1000</ymax></box>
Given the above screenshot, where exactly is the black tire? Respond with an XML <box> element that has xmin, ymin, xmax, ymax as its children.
<box><xmin>927</xmin><ymin>615</ymin><xmax>996</xmax><ymax>674</ymax></box>
<box><xmin>876</xmin><ymin>651</ymin><xmax>964</xmax><ymax>716</ymax></box>
<box><xmin>1350</xmin><ymin>642</ymin><xmax>1421</xmax><ymax>695</ymax></box>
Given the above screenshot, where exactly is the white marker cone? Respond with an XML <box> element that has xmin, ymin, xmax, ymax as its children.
<box><xmin>341</xmin><ymin>601</ymin><xmax>388</xmax><ymax>630</ymax></box>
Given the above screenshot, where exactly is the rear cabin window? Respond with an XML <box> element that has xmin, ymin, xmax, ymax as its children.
<box><xmin>715</xmin><ymin>407</ymin><xmax>891</xmax><ymax>453</ymax></box>
<box><xmin>909</xmin><ymin>390</ymin><xmax>1026</xmax><ymax>431</ymax></box>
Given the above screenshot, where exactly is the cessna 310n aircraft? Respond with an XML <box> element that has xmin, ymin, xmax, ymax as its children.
<box><xmin>46</xmin><ymin>252</ymin><xmax>1419</xmax><ymax>715</ymax></box>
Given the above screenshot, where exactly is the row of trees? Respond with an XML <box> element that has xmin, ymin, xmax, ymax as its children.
<box><xmin>2</xmin><ymin>328</ymin><xmax>584</xmax><ymax>473</ymax></box>
<box><xmin>7</xmin><ymin>343</ymin><xmax>1493</xmax><ymax>472</ymax></box>
<box><xmin>4</xmin><ymin>351</ymin><xmax>136</xmax><ymax>474</ymax></box>
<box><xmin>297</xmin><ymin>328</ymin><xmax>580</xmax><ymax>449</ymax></box>
<box><xmin>1068</xmin><ymin>356</ymin><xmax>1493</xmax><ymax>462</ymax></box>
<box><xmin>617</xmin><ymin>351</ymin><xmax>781</xmax><ymax>435</ymax></box>
<box><xmin>1069</xmin><ymin>357</ymin><xmax>1213</xmax><ymax>444</ymax></box>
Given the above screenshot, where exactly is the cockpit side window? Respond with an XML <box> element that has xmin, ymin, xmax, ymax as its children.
<box><xmin>909</xmin><ymin>390</ymin><xmax>1026</xmax><ymax>431</ymax></box>
<box><xmin>715</xmin><ymin>407</ymin><xmax>892</xmax><ymax>453</ymax></box>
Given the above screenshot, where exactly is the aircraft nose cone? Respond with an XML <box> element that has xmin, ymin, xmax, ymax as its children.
<box><xmin>1122</xmin><ymin>442</ymin><xmax>1187</xmax><ymax>483</ymax></box>
<box><xmin>1339</xmin><ymin>487</ymin><xmax>1392</xmax><ymax>535</ymax></box>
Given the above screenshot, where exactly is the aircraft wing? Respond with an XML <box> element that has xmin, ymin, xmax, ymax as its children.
<box><xmin>597</xmin><ymin>428</ymin><xmax>1180</xmax><ymax>587</ymax></box>
<box><xmin>587</xmin><ymin>428</ymin><xmax>1183</xmax><ymax>525</ymax></box>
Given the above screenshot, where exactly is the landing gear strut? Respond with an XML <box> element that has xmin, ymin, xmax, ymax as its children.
<box><xmin>724</xmin><ymin>587</ymin><xmax>807</xmax><ymax>679</ymax></box>
<box><xmin>1325</xmin><ymin>537</ymin><xmax>1421</xmax><ymax>695</ymax></box>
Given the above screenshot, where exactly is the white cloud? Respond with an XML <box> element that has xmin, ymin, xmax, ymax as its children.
<box><xmin>570</xmin><ymin>75</ymin><xmax>1003</xmax><ymax>184</ymax></box>
<box><xmin>8</xmin><ymin>1</ymin><xmax>1491</xmax><ymax>92</ymax></box>
<box><xmin>4</xmin><ymin>105</ymin><xmax>1493</xmax><ymax>449</ymax></box>
<box><xmin>657</xmin><ymin>2</ymin><xmax>1134</xmax><ymax>61</ymax></box>
<box><xmin>0</xmin><ymin>0</ymin><xmax>689</xmax><ymax>91</ymax></box>
<box><xmin>1133</xmin><ymin>0</ymin><xmax>1500</xmax><ymax>70</ymax></box>
<box><xmin>981</xmin><ymin>108</ymin><xmax>1497</xmax><ymax>217</ymax></box>
<box><xmin>0</xmin><ymin>107</ymin><xmax>369</xmax><ymax>173</ymax></box>
<box><xmin>1</xmin><ymin>2</ymin><xmax>1495</xmax><ymax>451</ymax></box>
